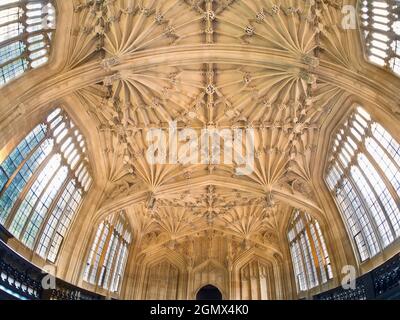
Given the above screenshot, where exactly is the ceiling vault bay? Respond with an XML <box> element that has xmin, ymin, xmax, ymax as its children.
<box><xmin>1</xmin><ymin>0</ymin><xmax>400</xmax><ymax>297</ymax></box>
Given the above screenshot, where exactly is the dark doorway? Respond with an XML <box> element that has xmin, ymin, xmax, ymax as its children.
<box><xmin>196</xmin><ymin>285</ymin><xmax>223</xmax><ymax>300</ymax></box>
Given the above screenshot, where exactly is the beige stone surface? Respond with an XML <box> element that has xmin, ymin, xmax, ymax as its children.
<box><xmin>1</xmin><ymin>0</ymin><xmax>400</xmax><ymax>300</ymax></box>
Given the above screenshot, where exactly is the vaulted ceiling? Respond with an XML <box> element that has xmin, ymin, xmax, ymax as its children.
<box><xmin>2</xmin><ymin>0</ymin><xmax>400</xmax><ymax>264</ymax></box>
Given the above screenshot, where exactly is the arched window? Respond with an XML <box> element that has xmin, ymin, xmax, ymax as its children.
<box><xmin>0</xmin><ymin>0</ymin><xmax>56</xmax><ymax>86</ymax></box>
<box><xmin>326</xmin><ymin>106</ymin><xmax>400</xmax><ymax>262</ymax></box>
<box><xmin>288</xmin><ymin>210</ymin><xmax>333</xmax><ymax>292</ymax></box>
<box><xmin>0</xmin><ymin>108</ymin><xmax>92</xmax><ymax>263</ymax></box>
<box><xmin>83</xmin><ymin>212</ymin><xmax>132</xmax><ymax>293</ymax></box>
<box><xmin>361</xmin><ymin>0</ymin><xmax>400</xmax><ymax>75</ymax></box>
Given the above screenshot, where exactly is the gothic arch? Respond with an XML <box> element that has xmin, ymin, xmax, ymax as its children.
<box><xmin>133</xmin><ymin>248</ymin><xmax>188</xmax><ymax>300</ymax></box>
<box><xmin>231</xmin><ymin>248</ymin><xmax>286</xmax><ymax>300</ymax></box>
<box><xmin>190</xmin><ymin>259</ymin><xmax>228</xmax><ymax>300</ymax></box>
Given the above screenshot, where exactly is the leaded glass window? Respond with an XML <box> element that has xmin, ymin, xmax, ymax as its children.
<box><xmin>361</xmin><ymin>0</ymin><xmax>400</xmax><ymax>75</ymax></box>
<box><xmin>288</xmin><ymin>210</ymin><xmax>333</xmax><ymax>292</ymax></box>
<box><xmin>0</xmin><ymin>107</ymin><xmax>92</xmax><ymax>263</ymax></box>
<box><xmin>325</xmin><ymin>106</ymin><xmax>400</xmax><ymax>262</ymax></box>
<box><xmin>0</xmin><ymin>0</ymin><xmax>56</xmax><ymax>85</ymax></box>
<box><xmin>83</xmin><ymin>212</ymin><xmax>132</xmax><ymax>293</ymax></box>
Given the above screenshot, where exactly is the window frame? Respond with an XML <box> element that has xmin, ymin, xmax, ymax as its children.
<box><xmin>287</xmin><ymin>210</ymin><xmax>334</xmax><ymax>293</ymax></box>
<box><xmin>324</xmin><ymin>105</ymin><xmax>400</xmax><ymax>264</ymax></box>
<box><xmin>83</xmin><ymin>211</ymin><xmax>132</xmax><ymax>294</ymax></box>
<box><xmin>0</xmin><ymin>0</ymin><xmax>57</xmax><ymax>86</ymax></box>
<box><xmin>359</xmin><ymin>0</ymin><xmax>400</xmax><ymax>76</ymax></box>
<box><xmin>0</xmin><ymin>107</ymin><xmax>92</xmax><ymax>263</ymax></box>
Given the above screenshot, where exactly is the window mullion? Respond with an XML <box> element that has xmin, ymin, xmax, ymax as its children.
<box><xmin>0</xmin><ymin>13</ymin><xmax>20</xmax><ymax>28</ymax></box>
<box><xmin>304</xmin><ymin>222</ymin><xmax>322</xmax><ymax>286</ymax></box>
<box><xmin>0</xmin><ymin>132</ymin><xmax>47</xmax><ymax>198</ymax></box>
<box><xmin>117</xmin><ymin>244</ymin><xmax>129</xmax><ymax>293</ymax></box>
<box><xmin>298</xmin><ymin>232</ymin><xmax>312</xmax><ymax>291</ymax></box>
<box><xmin>356</xmin><ymin>156</ymin><xmax>396</xmax><ymax>241</ymax></box>
<box><xmin>289</xmin><ymin>244</ymin><xmax>301</xmax><ymax>292</ymax></box>
<box><xmin>310</xmin><ymin>222</ymin><xmax>328</xmax><ymax>281</ymax></box>
<box><xmin>371</xmin><ymin>133</ymin><xmax>400</xmax><ymax>172</ymax></box>
<box><xmin>4</xmin><ymin>147</ymin><xmax>55</xmax><ymax>228</ymax></box>
<box><xmin>349</xmin><ymin>163</ymin><xmax>385</xmax><ymax>251</ymax></box>
<box><xmin>0</xmin><ymin>50</ymin><xmax>27</xmax><ymax>69</ymax></box>
<box><xmin>361</xmin><ymin>0</ymin><xmax>400</xmax><ymax>73</ymax></box>
<box><xmin>95</xmin><ymin>225</ymin><xmax>114</xmax><ymax>288</ymax></box>
<box><xmin>338</xmin><ymin>181</ymin><xmax>372</xmax><ymax>260</ymax></box>
<box><xmin>85</xmin><ymin>222</ymin><xmax>106</xmax><ymax>283</ymax></box>
<box><xmin>111</xmin><ymin>242</ymin><xmax>124</xmax><ymax>292</ymax></box>
<box><xmin>106</xmin><ymin>237</ymin><xmax>122</xmax><ymax>290</ymax></box>
<box><xmin>83</xmin><ymin>212</ymin><xmax>132</xmax><ymax>293</ymax></box>
<box><xmin>335</xmin><ymin>156</ymin><xmax>376</xmax><ymax>256</ymax></box>
<box><xmin>0</xmin><ymin>28</ymin><xmax>54</xmax><ymax>48</ymax></box>
<box><xmin>32</xmin><ymin>174</ymin><xmax>73</xmax><ymax>255</ymax></box>
<box><xmin>0</xmin><ymin>0</ymin><xmax>56</xmax><ymax>85</ymax></box>
<box><xmin>345</xmin><ymin>123</ymin><xmax>395</xmax><ymax>250</ymax></box>
<box><xmin>43</xmin><ymin>183</ymin><xmax>78</xmax><ymax>260</ymax></box>
<box><xmin>338</xmin><ymin>159</ymin><xmax>383</xmax><ymax>255</ymax></box>
<box><xmin>0</xmin><ymin>0</ymin><xmax>36</xmax><ymax>11</ymax></box>
<box><xmin>18</xmin><ymin>159</ymin><xmax>62</xmax><ymax>241</ymax></box>
<box><xmin>361</xmin><ymin>146</ymin><xmax>399</xmax><ymax>236</ymax></box>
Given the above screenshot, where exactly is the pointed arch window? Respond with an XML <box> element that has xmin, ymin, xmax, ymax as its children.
<box><xmin>325</xmin><ymin>106</ymin><xmax>400</xmax><ymax>262</ymax></box>
<box><xmin>0</xmin><ymin>108</ymin><xmax>92</xmax><ymax>263</ymax></box>
<box><xmin>288</xmin><ymin>210</ymin><xmax>333</xmax><ymax>292</ymax></box>
<box><xmin>83</xmin><ymin>211</ymin><xmax>132</xmax><ymax>293</ymax></box>
<box><xmin>361</xmin><ymin>0</ymin><xmax>400</xmax><ymax>75</ymax></box>
<box><xmin>0</xmin><ymin>0</ymin><xmax>56</xmax><ymax>86</ymax></box>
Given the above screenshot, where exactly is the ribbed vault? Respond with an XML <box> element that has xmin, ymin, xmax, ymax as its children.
<box><xmin>1</xmin><ymin>0</ymin><xmax>400</xmax><ymax>299</ymax></box>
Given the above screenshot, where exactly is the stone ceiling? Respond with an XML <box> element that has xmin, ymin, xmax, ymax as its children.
<box><xmin>63</xmin><ymin>0</ymin><xmax>354</xmax><ymax>256</ymax></box>
<box><xmin>8</xmin><ymin>0</ymin><xmax>398</xmax><ymax>259</ymax></box>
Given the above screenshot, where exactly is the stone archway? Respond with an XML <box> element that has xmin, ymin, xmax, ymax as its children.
<box><xmin>196</xmin><ymin>285</ymin><xmax>223</xmax><ymax>301</ymax></box>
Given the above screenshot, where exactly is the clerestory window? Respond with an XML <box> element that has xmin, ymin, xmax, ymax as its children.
<box><xmin>0</xmin><ymin>0</ymin><xmax>56</xmax><ymax>85</ymax></box>
<box><xmin>0</xmin><ymin>107</ymin><xmax>92</xmax><ymax>263</ymax></box>
<box><xmin>326</xmin><ymin>106</ymin><xmax>400</xmax><ymax>262</ymax></box>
